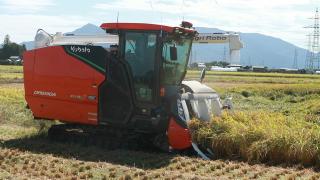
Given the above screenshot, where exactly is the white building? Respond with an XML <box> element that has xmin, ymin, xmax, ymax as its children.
<box><xmin>197</xmin><ymin>62</ymin><xmax>206</xmax><ymax>69</ymax></box>
<box><xmin>227</xmin><ymin>64</ymin><xmax>242</xmax><ymax>70</ymax></box>
<box><xmin>211</xmin><ymin>66</ymin><xmax>237</xmax><ymax>72</ymax></box>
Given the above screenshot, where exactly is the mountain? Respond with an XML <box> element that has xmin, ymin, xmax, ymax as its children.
<box><xmin>21</xmin><ymin>24</ymin><xmax>307</xmax><ymax>69</ymax></box>
<box><xmin>193</xmin><ymin>27</ymin><xmax>307</xmax><ymax>69</ymax></box>
<box><xmin>240</xmin><ymin>33</ymin><xmax>306</xmax><ymax>68</ymax></box>
<box><xmin>20</xmin><ymin>41</ymin><xmax>34</xmax><ymax>50</ymax></box>
<box><xmin>66</xmin><ymin>23</ymin><xmax>105</xmax><ymax>35</ymax></box>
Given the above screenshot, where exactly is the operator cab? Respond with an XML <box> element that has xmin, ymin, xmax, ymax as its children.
<box><xmin>98</xmin><ymin>22</ymin><xmax>197</xmax><ymax>132</ymax></box>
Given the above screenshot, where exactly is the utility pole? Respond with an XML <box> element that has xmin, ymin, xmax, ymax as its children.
<box><xmin>305</xmin><ymin>8</ymin><xmax>320</xmax><ymax>70</ymax></box>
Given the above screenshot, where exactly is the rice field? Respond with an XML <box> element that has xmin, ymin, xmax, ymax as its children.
<box><xmin>187</xmin><ymin>70</ymin><xmax>320</xmax><ymax>167</ymax></box>
<box><xmin>1</xmin><ymin>65</ymin><xmax>320</xmax><ymax>179</ymax></box>
<box><xmin>0</xmin><ymin>65</ymin><xmax>23</xmax><ymax>84</ymax></box>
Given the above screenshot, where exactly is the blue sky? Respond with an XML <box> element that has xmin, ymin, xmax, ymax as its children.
<box><xmin>0</xmin><ymin>0</ymin><xmax>319</xmax><ymax>48</ymax></box>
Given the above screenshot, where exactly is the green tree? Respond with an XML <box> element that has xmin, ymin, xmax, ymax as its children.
<box><xmin>205</xmin><ymin>61</ymin><xmax>230</xmax><ymax>67</ymax></box>
<box><xmin>3</xmin><ymin>34</ymin><xmax>10</xmax><ymax>45</ymax></box>
<box><xmin>189</xmin><ymin>62</ymin><xmax>198</xmax><ymax>69</ymax></box>
<box><xmin>0</xmin><ymin>34</ymin><xmax>26</xmax><ymax>60</ymax></box>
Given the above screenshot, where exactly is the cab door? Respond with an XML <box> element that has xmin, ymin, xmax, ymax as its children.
<box><xmin>123</xmin><ymin>32</ymin><xmax>158</xmax><ymax>104</ymax></box>
<box><xmin>98</xmin><ymin>52</ymin><xmax>134</xmax><ymax>125</ymax></box>
<box><xmin>98</xmin><ymin>31</ymin><xmax>160</xmax><ymax>126</ymax></box>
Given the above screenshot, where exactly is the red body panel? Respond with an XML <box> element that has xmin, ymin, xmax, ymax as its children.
<box><xmin>23</xmin><ymin>46</ymin><xmax>105</xmax><ymax>125</ymax></box>
<box><xmin>100</xmin><ymin>23</ymin><xmax>195</xmax><ymax>34</ymax></box>
<box><xmin>22</xmin><ymin>22</ymin><xmax>197</xmax><ymax>153</ymax></box>
<box><xmin>101</xmin><ymin>23</ymin><xmax>174</xmax><ymax>33</ymax></box>
<box><xmin>167</xmin><ymin>117</ymin><xmax>192</xmax><ymax>150</ymax></box>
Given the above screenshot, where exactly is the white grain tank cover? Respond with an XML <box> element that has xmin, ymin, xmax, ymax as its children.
<box><xmin>34</xmin><ymin>29</ymin><xmax>119</xmax><ymax>49</ymax></box>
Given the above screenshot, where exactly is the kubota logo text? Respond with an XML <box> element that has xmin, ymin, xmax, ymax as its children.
<box><xmin>70</xmin><ymin>46</ymin><xmax>91</xmax><ymax>54</ymax></box>
<box><xmin>33</xmin><ymin>91</ymin><xmax>56</xmax><ymax>97</ymax></box>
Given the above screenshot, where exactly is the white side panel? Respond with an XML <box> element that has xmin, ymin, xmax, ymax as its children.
<box><xmin>181</xmin><ymin>81</ymin><xmax>222</xmax><ymax>121</ymax></box>
<box><xmin>182</xmin><ymin>80</ymin><xmax>216</xmax><ymax>93</ymax></box>
<box><xmin>34</xmin><ymin>29</ymin><xmax>119</xmax><ymax>49</ymax></box>
<box><xmin>51</xmin><ymin>34</ymin><xmax>119</xmax><ymax>46</ymax></box>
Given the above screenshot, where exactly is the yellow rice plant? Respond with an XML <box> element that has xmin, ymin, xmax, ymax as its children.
<box><xmin>189</xmin><ymin>111</ymin><xmax>320</xmax><ymax>166</ymax></box>
<box><xmin>0</xmin><ymin>87</ymin><xmax>33</xmax><ymax>126</ymax></box>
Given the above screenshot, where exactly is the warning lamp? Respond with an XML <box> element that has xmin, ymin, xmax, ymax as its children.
<box><xmin>160</xmin><ymin>87</ymin><xmax>165</xmax><ymax>97</ymax></box>
<box><xmin>181</xmin><ymin>21</ymin><xmax>193</xmax><ymax>29</ymax></box>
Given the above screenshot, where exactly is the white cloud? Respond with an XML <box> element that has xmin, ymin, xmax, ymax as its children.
<box><xmin>0</xmin><ymin>0</ymin><xmax>316</xmax><ymax>48</ymax></box>
<box><xmin>0</xmin><ymin>14</ymin><xmax>89</xmax><ymax>43</ymax></box>
<box><xmin>93</xmin><ymin>0</ymin><xmax>316</xmax><ymax>48</ymax></box>
<box><xmin>1</xmin><ymin>0</ymin><xmax>55</xmax><ymax>12</ymax></box>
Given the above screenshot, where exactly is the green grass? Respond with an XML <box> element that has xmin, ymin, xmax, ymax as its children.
<box><xmin>187</xmin><ymin>71</ymin><xmax>320</xmax><ymax>84</ymax></box>
<box><xmin>187</xmin><ymin>70</ymin><xmax>320</xmax><ymax>79</ymax></box>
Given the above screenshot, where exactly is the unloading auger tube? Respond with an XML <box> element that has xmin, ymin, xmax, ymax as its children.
<box><xmin>178</xmin><ymin>80</ymin><xmax>233</xmax><ymax>159</ymax></box>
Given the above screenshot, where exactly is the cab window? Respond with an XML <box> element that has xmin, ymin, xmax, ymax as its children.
<box><xmin>124</xmin><ymin>32</ymin><xmax>157</xmax><ymax>102</ymax></box>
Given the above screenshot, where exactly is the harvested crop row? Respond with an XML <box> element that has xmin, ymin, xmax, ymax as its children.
<box><xmin>0</xmin><ymin>71</ymin><xmax>23</xmax><ymax>84</ymax></box>
<box><xmin>0</xmin><ymin>65</ymin><xmax>23</xmax><ymax>73</ymax></box>
<box><xmin>0</xmin><ymin>146</ymin><xmax>319</xmax><ymax>179</ymax></box>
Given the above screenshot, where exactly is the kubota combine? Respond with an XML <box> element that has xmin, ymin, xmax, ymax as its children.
<box><xmin>23</xmin><ymin>21</ymin><xmax>232</xmax><ymax>159</ymax></box>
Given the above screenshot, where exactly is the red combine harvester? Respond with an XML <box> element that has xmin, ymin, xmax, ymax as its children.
<box><xmin>23</xmin><ymin>22</ymin><xmax>231</xmax><ymax>159</ymax></box>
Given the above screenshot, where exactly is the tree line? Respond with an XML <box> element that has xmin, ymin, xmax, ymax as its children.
<box><xmin>0</xmin><ymin>35</ymin><xmax>26</xmax><ymax>60</ymax></box>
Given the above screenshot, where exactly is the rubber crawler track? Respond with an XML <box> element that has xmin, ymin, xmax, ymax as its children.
<box><xmin>48</xmin><ymin>124</ymin><xmax>163</xmax><ymax>152</ymax></box>
<box><xmin>47</xmin><ymin>124</ymin><xmax>198</xmax><ymax>158</ymax></box>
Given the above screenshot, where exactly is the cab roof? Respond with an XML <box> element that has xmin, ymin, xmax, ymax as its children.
<box><xmin>100</xmin><ymin>23</ymin><xmax>195</xmax><ymax>34</ymax></box>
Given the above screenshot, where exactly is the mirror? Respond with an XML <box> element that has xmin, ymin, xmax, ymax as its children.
<box><xmin>200</xmin><ymin>68</ymin><xmax>206</xmax><ymax>83</ymax></box>
<box><xmin>170</xmin><ymin>46</ymin><xmax>177</xmax><ymax>61</ymax></box>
